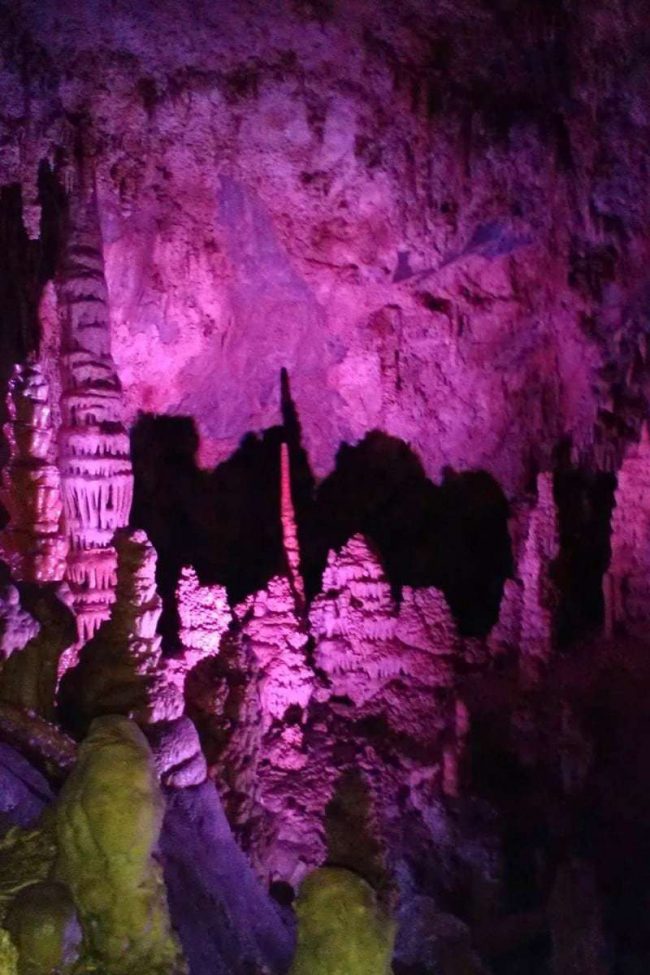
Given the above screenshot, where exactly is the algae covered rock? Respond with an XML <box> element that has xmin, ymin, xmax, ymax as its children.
<box><xmin>290</xmin><ymin>867</ymin><xmax>395</xmax><ymax>975</ymax></box>
<box><xmin>55</xmin><ymin>715</ymin><xmax>185</xmax><ymax>975</ymax></box>
<box><xmin>4</xmin><ymin>881</ymin><xmax>81</xmax><ymax>975</ymax></box>
<box><xmin>0</xmin><ymin>928</ymin><xmax>18</xmax><ymax>975</ymax></box>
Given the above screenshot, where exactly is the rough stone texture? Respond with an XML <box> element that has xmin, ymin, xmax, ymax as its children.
<box><xmin>55</xmin><ymin>715</ymin><xmax>185</xmax><ymax>975</ymax></box>
<box><xmin>160</xmin><ymin>781</ymin><xmax>295</xmax><ymax>975</ymax></box>
<box><xmin>3</xmin><ymin>0</ymin><xmax>644</xmax><ymax>491</ymax></box>
<box><xmin>0</xmin><ymin>745</ymin><xmax>53</xmax><ymax>836</ymax></box>
<box><xmin>4</xmin><ymin>881</ymin><xmax>82</xmax><ymax>975</ymax></box>
<box><xmin>0</xmin><ymin>585</ymin><xmax>76</xmax><ymax>721</ymax></box>
<box><xmin>0</xmin><ymin>360</ymin><xmax>67</xmax><ymax>583</ymax></box>
<box><xmin>0</xmin><ymin>590</ymin><xmax>39</xmax><ymax>664</ymax></box>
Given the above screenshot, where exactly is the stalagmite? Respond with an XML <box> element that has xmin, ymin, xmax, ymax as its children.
<box><xmin>606</xmin><ymin>422</ymin><xmax>650</xmax><ymax>635</ymax></box>
<box><xmin>280</xmin><ymin>442</ymin><xmax>305</xmax><ymax>607</ymax></box>
<box><xmin>309</xmin><ymin>535</ymin><xmax>397</xmax><ymax>706</ymax></box>
<box><xmin>220</xmin><ymin>575</ymin><xmax>316</xmax><ymax>884</ymax></box>
<box><xmin>173</xmin><ymin>566</ymin><xmax>231</xmax><ymax>686</ymax></box>
<box><xmin>0</xmin><ymin>360</ymin><xmax>67</xmax><ymax>583</ymax></box>
<box><xmin>56</xmin><ymin>167</ymin><xmax>133</xmax><ymax>661</ymax></box>
<box><xmin>490</xmin><ymin>473</ymin><xmax>559</xmax><ymax>679</ymax></box>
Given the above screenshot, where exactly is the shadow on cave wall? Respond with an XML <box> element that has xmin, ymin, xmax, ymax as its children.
<box><xmin>130</xmin><ymin>386</ymin><xmax>513</xmax><ymax>644</ymax></box>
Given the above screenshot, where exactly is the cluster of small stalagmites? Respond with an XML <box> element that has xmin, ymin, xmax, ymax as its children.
<box><xmin>606</xmin><ymin>424</ymin><xmax>650</xmax><ymax>635</ymax></box>
<box><xmin>56</xmin><ymin>180</ymin><xmax>133</xmax><ymax>657</ymax></box>
<box><xmin>68</xmin><ymin>529</ymin><xmax>206</xmax><ymax>789</ymax></box>
<box><xmin>490</xmin><ymin>473</ymin><xmax>559</xmax><ymax>679</ymax></box>
<box><xmin>0</xmin><ymin>361</ymin><xmax>67</xmax><ymax>583</ymax></box>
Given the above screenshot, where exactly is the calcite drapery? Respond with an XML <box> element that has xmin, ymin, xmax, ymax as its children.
<box><xmin>56</xmin><ymin>173</ymin><xmax>133</xmax><ymax>659</ymax></box>
<box><xmin>0</xmin><ymin>360</ymin><xmax>67</xmax><ymax>583</ymax></box>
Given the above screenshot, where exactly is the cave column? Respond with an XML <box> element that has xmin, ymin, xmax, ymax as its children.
<box><xmin>55</xmin><ymin>161</ymin><xmax>133</xmax><ymax>669</ymax></box>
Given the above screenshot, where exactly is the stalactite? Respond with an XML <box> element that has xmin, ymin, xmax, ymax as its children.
<box><xmin>56</xmin><ymin>167</ymin><xmax>133</xmax><ymax>662</ymax></box>
<box><xmin>280</xmin><ymin>441</ymin><xmax>305</xmax><ymax>608</ymax></box>
<box><xmin>0</xmin><ymin>360</ymin><xmax>67</xmax><ymax>583</ymax></box>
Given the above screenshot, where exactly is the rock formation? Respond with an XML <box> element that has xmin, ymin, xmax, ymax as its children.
<box><xmin>0</xmin><ymin>360</ymin><xmax>67</xmax><ymax>583</ymax></box>
<box><xmin>60</xmin><ymin>529</ymin><xmax>206</xmax><ymax>789</ymax></box>
<box><xmin>56</xmin><ymin>169</ymin><xmax>133</xmax><ymax>660</ymax></box>
<box><xmin>173</xmin><ymin>566</ymin><xmax>231</xmax><ymax>684</ymax></box>
<box><xmin>280</xmin><ymin>442</ymin><xmax>305</xmax><ymax>608</ymax></box>
<box><xmin>491</xmin><ymin>473</ymin><xmax>559</xmax><ymax>679</ymax></box>
<box><xmin>55</xmin><ymin>715</ymin><xmax>186</xmax><ymax>975</ymax></box>
<box><xmin>606</xmin><ymin>424</ymin><xmax>650</xmax><ymax>635</ymax></box>
<box><xmin>0</xmin><ymin>588</ymin><xmax>39</xmax><ymax>664</ymax></box>
<box><xmin>309</xmin><ymin>535</ymin><xmax>397</xmax><ymax>706</ymax></box>
<box><xmin>289</xmin><ymin>867</ymin><xmax>395</xmax><ymax>975</ymax></box>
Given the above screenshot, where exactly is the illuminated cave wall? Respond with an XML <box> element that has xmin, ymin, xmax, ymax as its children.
<box><xmin>1</xmin><ymin>2</ymin><xmax>650</xmax><ymax>974</ymax></box>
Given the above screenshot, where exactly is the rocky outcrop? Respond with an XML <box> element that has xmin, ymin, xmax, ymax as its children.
<box><xmin>160</xmin><ymin>782</ymin><xmax>295</xmax><ymax>975</ymax></box>
<box><xmin>61</xmin><ymin>530</ymin><xmax>206</xmax><ymax>788</ymax></box>
<box><xmin>56</xmin><ymin>171</ymin><xmax>133</xmax><ymax>660</ymax></box>
<box><xmin>0</xmin><ymin>588</ymin><xmax>39</xmax><ymax>664</ymax></box>
<box><xmin>0</xmin><ymin>361</ymin><xmax>67</xmax><ymax>583</ymax></box>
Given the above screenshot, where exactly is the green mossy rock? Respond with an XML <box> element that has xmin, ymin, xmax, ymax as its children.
<box><xmin>0</xmin><ymin>822</ymin><xmax>57</xmax><ymax>924</ymax></box>
<box><xmin>5</xmin><ymin>881</ymin><xmax>81</xmax><ymax>975</ymax></box>
<box><xmin>55</xmin><ymin>715</ymin><xmax>185</xmax><ymax>975</ymax></box>
<box><xmin>0</xmin><ymin>929</ymin><xmax>18</xmax><ymax>975</ymax></box>
<box><xmin>290</xmin><ymin>867</ymin><xmax>395</xmax><ymax>975</ymax></box>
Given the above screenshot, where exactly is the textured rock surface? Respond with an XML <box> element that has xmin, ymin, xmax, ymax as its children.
<box><xmin>4</xmin><ymin>881</ymin><xmax>81</xmax><ymax>975</ymax></box>
<box><xmin>0</xmin><ymin>745</ymin><xmax>53</xmax><ymax>836</ymax></box>
<box><xmin>0</xmin><ymin>360</ymin><xmax>67</xmax><ymax>583</ymax></box>
<box><xmin>56</xmin><ymin>169</ymin><xmax>133</xmax><ymax>658</ymax></box>
<box><xmin>2</xmin><ymin>0</ymin><xmax>645</xmax><ymax>490</ymax></box>
<box><xmin>160</xmin><ymin>781</ymin><xmax>294</xmax><ymax>975</ymax></box>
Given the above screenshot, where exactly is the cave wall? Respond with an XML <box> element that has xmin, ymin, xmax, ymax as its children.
<box><xmin>2</xmin><ymin>0</ymin><xmax>648</xmax><ymax>491</ymax></box>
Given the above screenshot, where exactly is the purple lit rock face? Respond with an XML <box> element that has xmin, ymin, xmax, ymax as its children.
<box><xmin>1</xmin><ymin>2</ymin><xmax>650</xmax><ymax>974</ymax></box>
